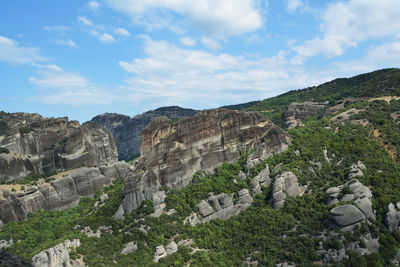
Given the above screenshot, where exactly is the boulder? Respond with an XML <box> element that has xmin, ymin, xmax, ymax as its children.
<box><xmin>238</xmin><ymin>171</ymin><xmax>247</xmax><ymax>181</ymax></box>
<box><xmin>166</xmin><ymin>241</ymin><xmax>178</xmax><ymax>255</ymax></box>
<box><xmin>121</xmin><ymin>241</ymin><xmax>138</xmax><ymax>255</ymax></box>
<box><xmin>386</xmin><ymin>203</ymin><xmax>400</xmax><ymax>232</ymax></box>
<box><xmin>197</xmin><ymin>200</ymin><xmax>214</xmax><ymax>217</ymax></box>
<box><xmin>272</xmin><ymin>171</ymin><xmax>301</xmax><ymax>209</ymax></box>
<box><xmin>355</xmin><ymin>198</ymin><xmax>374</xmax><ymax>219</ymax></box>
<box><xmin>113</xmin><ymin>204</ymin><xmax>125</xmax><ymax>221</ymax></box>
<box><xmin>328</xmin><ymin>205</ymin><xmax>366</xmax><ymax>227</ymax></box>
<box><xmin>348</xmin><ymin>161</ymin><xmax>366</xmax><ymax>179</ymax></box>
<box><xmin>153</xmin><ymin>245</ymin><xmax>167</xmax><ymax>263</ymax></box>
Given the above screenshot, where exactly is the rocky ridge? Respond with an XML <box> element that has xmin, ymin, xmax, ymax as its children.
<box><xmin>31</xmin><ymin>239</ymin><xmax>82</xmax><ymax>267</ymax></box>
<box><xmin>283</xmin><ymin>102</ymin><xmax>326</xmax><ymax>129</ymax></box>
<box><xmin>91</xmin><ymin>106</ymin><xmax>197</xmax><ymax>161</ymax></box>
<box><xmin>0</xmin><ymin>112</ymin><xmax>117</xmax><ymax>182</ymax></box>
<box><xmin>122</xmin><ymin>109</ymin><xmax>290</xmax><ymax>213</ymax></box>
<box><xmin>0</xmin><ymin>162</ymin><xmax>130</xmax><ymax>223</ymax></box>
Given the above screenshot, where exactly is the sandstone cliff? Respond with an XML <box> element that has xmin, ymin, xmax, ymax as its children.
<box><xmin>91</xmin><ymin>106</ymin><xmax>197</xmax><ymax>161</ymax></box>
<box><xmin>0</xmin><ymin>162</ymin><xmax>130</xmax><ymax>223</ymax></box>
<box><xmin>0</xmin><ymin>112</ymin><xmax>118</xmax><ymax>182</ymax></box>
<box><xmin>123</xmin><ymin>109</ymin><xmax>290</xmax><ymax>213</ymax></box>
<box><xmin>283</xmin><ymin>102</ymin><xmax>326</xmax><ymax>129</ymax></box>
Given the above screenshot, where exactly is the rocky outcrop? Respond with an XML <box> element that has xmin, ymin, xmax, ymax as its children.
<box><xmin>326</xmin><ymin>178</ymin><xmax>374</xmax><ymax>230</ymax></box>
<box><xmin>0</xmin><ymin>112</ymin><xmax>117</xmax><ymax>182</ymax></box>
<box><xmin>347</xmin><ymin>161</ymin><xmax>366</xmax><ymax>179</ymax></box>
<box><xmin>283</xmin><ymin>102</ymin><xmax>326</xmax><ymax>129</ymax></box>
<box><xmin>386</xmin><ymin>202</ymin><xmax>400</xmax><ymax>232</ymax></box>
<box><xmin>153</xmin><ymin>241</ymin><xmax>177</xmax><ymax>262</ymax></box>
<box><xmin>31</xmin><ymin>239</ymin><xmax>82</xmax><ymax>267</ymax></box>
<box><xmin>249</xmin><ymin>166</ymin><xmax>271</xmax><ymax>195</ymax></box>
<box><xmin>184</xmin><ymin>189</ymin><xmax>253</xmax><ymax>226</ymax></box>
<box><xmin>0</xmin><ymin>162</ymin><xmax>130</xmax><ymax>223</ymax></box>
<box><xmin>121</xmin><ymin>241</ymin><xmax>138</xmax><ymax>255</ymax></box>
<box><xmin>123</xmin><ymin>109</ymin><xmax>290</xmax><ymax>213</ymax></box>
<box><xmin>272</xmin><ymin>171</ymin><xmax>302</xmax><ymax>209</ymax></box>
<box><xmin>0</xmin><ymin>250</ymin><xmax>32</xmax><ymax>267</ymax></box>
<box><xmin>91</xmin><ymin>106</ymin><xmax>197</xmax><ymax>161</ymax></box>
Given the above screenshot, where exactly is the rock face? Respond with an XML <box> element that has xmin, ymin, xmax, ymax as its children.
<box><xmin>326</xmin><ymin>178</ymin><xmax>374</xmax><ymax>230</ymax></box>
<box><xmin>31</xmin><ymin>239</ymin><xmax>82</xmax><ymax>267</ymax></box>
<box><xmin>121</xmin><ymin>241</ymin><xmax>138</xmax><ymax>255</ymax></box>
<box><xmin>272</xmin><ymin>171</ymin><xmax>302</xmax><ymax>209</ymax></box>
<box><xmin>0</xmin><ymin>112</ymin><xmax>117</xmax><ymax>182</ymax></box>
<box><xmin>91</xmin><ymin>106</ymin><xmax>197</xmax><ymax>161</ymax></box>
<box><xmin>283</xmin><ymin>102</ymin><xmax>326</xmax><ymax>129</ymax></box>
<box><xmin>249</xmin><ymin>166</ymin><xmax>271</xmax><ymax>195</ymax></box>
<box><xmin>123</xmin><ymin>109</ymin><xmax>290</xmax><ymax>213</ymax></box>
<box><xmin>184</xmin><ymin>189</ymin><xmax>253</xmax><ymax>226</ymax></box>
<box><xmin>0</xmin><ymin>162</ymin><xmax>130</xmax><ymax>223</ymax></box>
<box><xmin>153</xmin><ymin>241</ymin><xmax>178</xmax><ymax>262</ymax></box>
<box><xmin>386</xmin><ymin>203</ymin><xmax>400</xmax><ymax>232</ymax></box>
<box><xmin>347</xmin><ymin>161</ymin><xmax>366</xmax><ymax>179</ymax></box>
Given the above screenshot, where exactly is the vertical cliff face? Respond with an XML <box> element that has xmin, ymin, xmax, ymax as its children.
<box><xmin>0</xmin><ymin>112</ymin><xmax>118</xmax><ymax>182</ymax></box>
<box><xmin>91</xmin><ymin>106</ymin><xmax>197</xmax><ymax>161</ymax></box>
<box><xmin>123</xmin><ymin>109</ymin><xmax>290</xmax><ymax>213</ymax></box>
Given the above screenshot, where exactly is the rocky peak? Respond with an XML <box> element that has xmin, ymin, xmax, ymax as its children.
<box><xmin>91</xmin><ymin>106</ymin><xmax>197</xmax><ymax>161</ymax></box>
<box><xmin>0</xmin><ymin>112</ymin><xmax>117</xmax><ymax>182</ymax></box>
<box><xmin>123</xmin><ymin>108</ymin><xmax>290</xmax><ymax>213</ymax></box>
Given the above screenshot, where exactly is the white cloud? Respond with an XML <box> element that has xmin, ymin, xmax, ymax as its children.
<box><xmin>44</xmin><ymin>26</ymin><xmax>70</xmax><ymax>31</ymax></box>
<box><xmin>117</xmin><ymin>36</ymin><xmax>328</xmax><ymax>108</ymax></box>
<box><xmin>201</xmin><ymin>36</ymin><xmax>220</xmax><ymax>50</ymax></box>
<box><xmin>99</xmin><ymin>33</ymin><xmax>116</xmax><ymax>43</ymax></box>
<box><xmin>292</xmin><ymin>0</ymin><xmax>400</xmax><ymax>63</ymax></box>
<box><xmin>0</xmin><ymin>35</ymin><xmax>46</xmax><ymax>65</ymax></box>
<box><xmin>286</xmin><ymin>0</ymin><xmax>303</xmax><ymax>13</ymax></box>
<box><xmin>114</xmin><ymin>27</ymin><xmax>130</xmax><ymax>37</ymax></box>
<box><xmin>88</xmin><ymin>1</ymin><xmax>101</xmax><ymax>11</ymax></box>
<box><xmin>52</xmin><ymin>39</ymin><xmax>79</xmax><ymax>48</ymax></box>
<box><xmin>78</xmin><ymin>16</ymin><xmax>93</xmax><ymax>27</ymax></box>
<box><xmin>106</xmin><ymin>0</ymin><xmax>264</xmax><ymax>37</ymax></box>
<box><xmin>180</xmin><ymin>36</ymin><xmax>196</xmax><ymax>47</ymax></box>
<box><xmin>29</xmin><ymin>67</ymin><xmax>113</xmax><ymax>106</ymax></box>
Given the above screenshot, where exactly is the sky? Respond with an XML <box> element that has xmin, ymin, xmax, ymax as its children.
<box><xmin>1</xmin><ymin>0</ymin><xmax>400</xmax><ymax>122</ymax></box>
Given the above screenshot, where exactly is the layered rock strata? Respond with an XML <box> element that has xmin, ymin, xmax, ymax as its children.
<box><xmin>0</xmin><ymin>112</ymin><xmax>117</xmax><ymax>182</ymax></box>
<box><xmin>91</xmin><ymin>106</ymin><xmax>197</xmax><ymax>161</ymax></box>
<box><xmin>122</xmin><ymin>109</ymin><xmax>290</xmax><ymax>213</ymax></box>
<box><xmin>0</xmin><ymin>162</ymin><xmax>130</xmax><ymax>223</ymax></box>
<box><xmin>272</xmin><ymin>171</ymin><xmax>302</xmax><ymax>209</ymax></box>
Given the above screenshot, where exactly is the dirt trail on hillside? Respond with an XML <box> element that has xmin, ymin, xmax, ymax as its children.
<box><xmin>370</xmin><ymin>127</ymin><xmax>396</xmax><ymax>159</ymax></box>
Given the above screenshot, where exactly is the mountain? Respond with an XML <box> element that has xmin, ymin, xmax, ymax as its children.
<box><xmin>2</xmin><ymin>69</ymin><xmax>400</xmax><ymax>266</ymax></box>
<box><xmin>91</xmin><ymin>106</ymin><xmax>198</xmax><ymax>161</ymax></box>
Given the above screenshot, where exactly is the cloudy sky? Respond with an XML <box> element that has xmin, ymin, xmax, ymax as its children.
<box><xmin>1</xmin><ymin>0</ymin><xmax>400</xmax><ymax>122</ymax></box>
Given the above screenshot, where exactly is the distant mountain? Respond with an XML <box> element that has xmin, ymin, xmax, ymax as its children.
<box><xmin>91</xmin><ymin>106</ymin><xmax>198</xmax><ymax>161</ymax></box>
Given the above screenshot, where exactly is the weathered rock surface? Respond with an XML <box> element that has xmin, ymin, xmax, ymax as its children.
<box><xmin>249</xmin><ymin>166</ymin><xmax>271</xmax><ymax>195</ymax></box>
<box><xmin>185</xmin><ymin>189</ymin><xmax>253</xmax><ymax>226</ymax></box>
<box><xmin>0</xmin><ymin>250</ymin><xmax>32</xmax><ymax>267</ymax></box>
<box><xmin>0</xmin><ymin>162</ymin><xmax>131</xmax><ymax>223</ymax></box>
<box><xmin>150</xmin><ymin>191</ymin><xmax>167</xmax><ymax>218</ymax></box>
<box><xmin>328</xmin><ymin>205</ymin><xmax>366</xmax><ymax>227</ymax></box>
<box><xmin>0</xmin><ymin>112</ymin><xmax>117</xmax><ymax>182</ymax></box>
<box><xmin>123</xmin><ymin>109</ymin><xmax>290</xmax><ymax>213</ymax></box>
<box><xmin>121</xmin><ymin>241</ymin><xmax>138</xmax><ymax>255</ymax></box>
<box><xmin>386</xmin><ymin>202</ymin><xmax>400</xmax><ymax>232</ymax></box>
<box><xmin>283</xmin><ymin>102</ymin><xmax>326</xmax><ymax>129</ymax></box>
<box><xmin>153</xmin><ymin>241</ymin><xmax>178</xmax><ymax>262</ymax></box>
<box><xmin>348</xmin><ymin>161</ymin><xmax>366</xmax><ymax>179</ymax></box>
<box><xmin>272</xmin><ymin>171</ymin><xmax>301</xmax><ymax>209</ymax></box>
<box><xmin>31</xmin><ymin>239</ymin><xmax>82</xmax><ymax>267</ymax></box>
<box><xmin>91</xmin><ymin>106</ymin><xmax>197</xmax><ymax>161</ymax></box>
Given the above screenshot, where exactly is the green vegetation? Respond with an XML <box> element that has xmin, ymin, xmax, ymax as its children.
<box><xmin>0</xmin><ymin>146</ymin><xmax>9</xmax><ymax>154</ymax></box>
<box><xmin>19</xmin><ymin>127</ymin><xmax>35</xmax><ymax>134</ymax></box>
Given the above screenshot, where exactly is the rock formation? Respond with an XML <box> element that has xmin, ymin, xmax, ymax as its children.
<box><xmin>122</xmin><ymin>109</ymin><xmax>290</xmax><ymax>213</ymax></box>
<box><xmin>91</xmin><ymin>106</ymin><xmax>197</xmax><ymax>161</ymax></box>
<box><xmin>386</xmin><ymin>202</ymin><xmax>400</xmax><ymax>232</ymax></box>
<box><xmin>249</xmin><ymin>166</ymin><xmax>271</xmax><ymax>195</ymax></box>
<box><xmin>0</xmin><ymin>162</ymin><xmax>130</xmax><ymax>223</ymax></box>
<box><xmin>0</xmin><ymin>112</ymin><xmax>117</xmax><ymax>182</ymax></box>
<box><xmin>272</xmin><ymin>171</ymin><xmax>302</xmax><ymax>209</ymax></box>
<box><xmin>283</xmin><ymin>102</ymin><xmax>326</xmax><ymax>129</ymax></box>
<box><xmin>121</xmin><ymin>241</ymin><xmax>138</xmax><ymax>255</ymax></box>
<box><xmin>153</xmin><ymin>241</ymin><xmax>178</xmax><ymax>262</ymax></box>
<box><xmin>31</xmin><ymin>239</ymin><xmax>82</xmax><ymax>267</ymax></box>
<box><xmin>184</xmin><ymin>189</ymin><xmax>253</xmax><ymax>226</ymax></box>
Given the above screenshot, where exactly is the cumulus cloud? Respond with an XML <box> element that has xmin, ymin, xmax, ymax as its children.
<box><xmin>292</xmin><ymin>0</ymin><xmax>400</xmax><ymax>64</ymax></box>
<box><xmin>0</xmin><ymin>35</ymin><xmax>46</xmax><ymax>65</ymax></box>
<box><xmin>117</xmin><ymin>36</ymin><xmax>328</xmax><ymax>108</ymax></box>
<box><xmin>106</xmin><ymin>0</ymin><xmax>264</xmax><ymax>37</ymax></box>
<box><xmin>180</xmin><ymin>36</ymin><xmax>196</xmax><ymax>47</ymax></box>
<box><xmin>78</xmin><ymin>17</ymin><xmax>116</xmax><ymax>43</ymax></box>
<box><xmin>52</xmin><ymin>39</ymin><xmax>79</xmax><ymax>48</ymax></box>
<box><xmin>114</xmin><ymin>27</ymin><xmax>130</xmax><ymax>37</ymax></box>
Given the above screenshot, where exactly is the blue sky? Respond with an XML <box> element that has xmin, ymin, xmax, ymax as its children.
<box><xmin>1</xmin><ymin>0</ymin><xmax>400</xmax><ymax>122</ymax></box>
